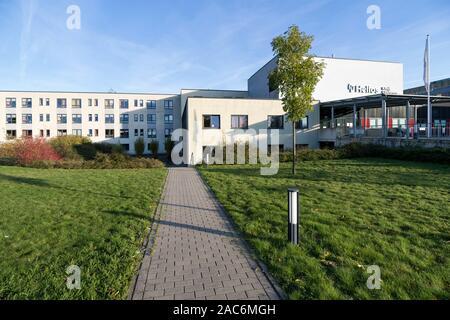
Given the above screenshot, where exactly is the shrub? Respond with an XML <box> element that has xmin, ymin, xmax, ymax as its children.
<box><xmin>50</xmin><ymin>136</ymin><xmax>92</xmax><ymax>160</ymax></box>
<box><xmin>165</xmin><ymin>138</ymin><xmax>175</xmax><ymax>163</ymax></box>
<box><xmin>93</xmin><ymin>143</ymin><xmax>114</xmax><ymax>154</ymax></box>
<box><xmin>112</xmin><ymin>144</ymin><xmax>124</xmax><ymax>155</ymax></box>
<box><xmin>14</xmin><ymin>138</ymin><xmax>62</xmax><ymax>166</ymax></box>
<box><xmin>338</xmin><ymin>143</ymin><xmax>450</xmax><ymax>164</ymax></box>
<box><xmin>73</xmin><ymin>143</ymin><xmax>97</xmax><ymax>160</ymax></box>
<box><xmin>0</xmin><ymin>142</ymin><xmax>17</xmax><ymax>159</ymax></box>
<box><xmin>149</xmin><ymin>140</ymin><xmax>159</xmax><ymax>158</ymax></box>
<box><xmin>279</xmin><ymin>149</ymin><xmax>339</xmax><ymax>162</ymax></box>
<box><xmin>134</xmin><ymin>137</ymin><xmax>145</xmax><ymax>158</ymax></box>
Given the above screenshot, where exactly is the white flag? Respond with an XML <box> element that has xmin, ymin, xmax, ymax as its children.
<box><xmin>423</xmin><ymin>36</ymin><xmax>430</xmax><ymax>94</ymax></box>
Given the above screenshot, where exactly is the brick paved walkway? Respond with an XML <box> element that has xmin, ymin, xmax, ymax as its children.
<box><xmin>130</xmin><ymin>167</ymin><xmax>283</xmax><ymax>300</ymax></box>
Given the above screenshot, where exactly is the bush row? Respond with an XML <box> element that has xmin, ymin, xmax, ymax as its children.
<box><xmin>278</xmin><ymin>143</ymin><xmax>450</xmax><ymax>165</ymax></box>
<box><xmin>27</xmin><ymin>154</ymin><xmax>164</xmax><ymax>169</ymax></box>
<box><xmin>0</xmin><ymin>136</ymin><xmax>165</xmax><ymax>169</ymax></box>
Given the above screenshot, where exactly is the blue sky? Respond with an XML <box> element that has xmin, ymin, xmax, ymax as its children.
<box><xmin>0</xmin><ymin>0</ymin><xmax>449</xmax><ymax>93</ymax></box>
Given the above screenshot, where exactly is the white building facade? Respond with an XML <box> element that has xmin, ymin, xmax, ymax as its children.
<box><xmin>0</xmin><ymin>56</ymin><xmax>404</xmax><ymax>161</ymax></box>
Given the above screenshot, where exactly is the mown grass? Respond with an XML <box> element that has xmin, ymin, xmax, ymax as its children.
<box><xmin>198</xmin><ymin>159</ymin><xmax>450</xmax><ymax>300</ymax></box>
<box><xmin>0</xmin><ymin>166</ymin><xmax>166</xmax><ymax>300</ymax></box>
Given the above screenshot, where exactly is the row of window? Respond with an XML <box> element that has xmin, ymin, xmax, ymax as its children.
<box><xmin>202</xmin><ymin>115</ymin><xmax>309</xmax><ymax>130</ymax></box>
<box><xmin>5</xmin><ymin>113</ymin><xmax>174</xmax><ymax>125</ymax></box>
<box><xmin>4</xmin><ymin>98</ymin><xmax>174</xmax><ymax>110</ymax></box>
<box><xmin>5</xmin><ymin>129</ymin><xmax>173</xmax><ymax>140</ymax></box>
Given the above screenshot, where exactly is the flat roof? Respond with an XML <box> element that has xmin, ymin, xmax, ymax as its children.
<box><xmin>320</xmin><ymin>94</ymin><xmax>450</xmax><ymax>109</ymax></box>
<box><xmin>0</xmin><ymin>89</ymin><xmax>179</xmax><ymax>96</ymax></box>
<box><xmin>186</xmin><ymin>96</ymin><xmax>280</xmax><ymax>102</ymax></box>
<box><xmin>181</xmin><ymin>88</ymin><xmax>247</xmax><ymax>93</ymax></box>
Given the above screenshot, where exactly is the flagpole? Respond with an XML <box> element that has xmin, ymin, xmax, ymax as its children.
<box><xmin>427</xmin><ymin>35</ymin><xmax>432</xmax><ymax>138</ymax></box>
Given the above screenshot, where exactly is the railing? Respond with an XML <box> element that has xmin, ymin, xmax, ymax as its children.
<box><xmin>320</xmin><ymin>120</ymin><xmax>450</xmax><ymax>140</ymax></box>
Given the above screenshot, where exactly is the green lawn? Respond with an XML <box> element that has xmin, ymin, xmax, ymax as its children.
<box><xmin>0</xmin><ymin>166</ymin><xmax>167</xmax><ymax>300</ymax></box>
<box><xmin>198</xmin><ymin>159</ymin><xmax>450</xmax><ymax>300</ymax></box>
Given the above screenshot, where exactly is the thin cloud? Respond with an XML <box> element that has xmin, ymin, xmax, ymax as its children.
<box><xmin>19</xmin><ymin>0</ymin><xmax>36</xmax><ymax>80</ymax></box>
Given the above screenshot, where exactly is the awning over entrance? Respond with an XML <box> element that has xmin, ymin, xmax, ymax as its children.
<box><xmin>319</xmin><ymin>94</ymin><xmax>450</xmax><ymax>140</ymax></box>
<box><xmin>320</xmin><ymin>93</ymin><xmax>450</xmax><ymax>109</ymax></box>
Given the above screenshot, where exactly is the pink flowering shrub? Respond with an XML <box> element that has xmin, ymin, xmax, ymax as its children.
<box><xmin>13</xmin><ymin>138</ymin><xmax>62</xmax><ymax>166</ymax></box>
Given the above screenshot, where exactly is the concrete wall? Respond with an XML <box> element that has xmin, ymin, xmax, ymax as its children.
<box><xmin>180</xmin><ymin>89</ymin><xmax>248</xmax><ymax>117</ymax></box>
<box><xmin>0</xmin><ymin>91</ymin><xmax>180</xmax><ymax>154</ymax></box>
<box><xmin>248</xmin><ymin>56</ymin><xmax>404</xmax><ymax>101</ymax></box>
<box><xmin>184</xmin><ymin>97</ymin><xmax>321</xmax><ymax>164</ymax></box>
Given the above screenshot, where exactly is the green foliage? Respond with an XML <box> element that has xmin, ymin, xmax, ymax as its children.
<box><xmin>276</xmin><ymin>143</ymin><xmax>450</xmax><ymax>165</ymax></box>
<box><xmin>0</xmin><ymin>166</ymin><xmax>167</xmax><ymax>299</ymax></box>
<box><xmin>111</xmin><ymin>144</ymin><xmax>124</xmax><ymax>155</ymax></box>
<box><xmin>165</xmin><ymin>138</ymin><xmax>175</xmax><ymax>162</ymax></box>
<box><xmin>73</xmin><ymin>144</ymin><xmax>97</xmax><ymax>160</ymax></box>
<box><xmin>338</xmin><ymin>143</ymin><xmax>450</xmax><ymax>164</ymax></box>
<box><xmin>49</xmin><ymin>136</ymin><xmax>92</xmax><ymax>160</ymax></box>
<box><xmin>93</xmin><ymin>143</ymin><xmax>114</xmax><ymax>154</ymax></box>
<box><xmin>269</xmin><ymin>25</ymin><xmax>324</xmax><ymax>122</ymax></box>
<box><xmin>149</xmin><ymin>140</ymin><xmax>159</xmax><ymax>158</ymax></box>
<box><xmin>134</xmin><ymin>138</ymin><xmax>145</xmax><ymax>158</ymax></box>
<box><xmin>26</xmin><ymin>154</ymin><xmax>164</xmax><ymax>170</ymax></box>
<box><xmin>199</xmin><ymin>160</ymin><xmax>450</xmax><ymax>299</ymax></box>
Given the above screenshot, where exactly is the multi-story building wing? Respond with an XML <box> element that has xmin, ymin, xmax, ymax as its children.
<box><xmin>2</xmin><ymin>56</ymin><xmax>449</xmax><ymax>161</ymax></box>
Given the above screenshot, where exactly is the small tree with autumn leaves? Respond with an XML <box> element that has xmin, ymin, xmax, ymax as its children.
<box><xmin>269</xmin><ymin>25</ymin><xmax>324</xmax><ymax>175</ymax></box>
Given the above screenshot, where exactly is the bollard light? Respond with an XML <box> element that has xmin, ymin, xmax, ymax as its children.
<box><xmin>288</xmin><ymin>188</ymin><xmax>299</xmax><ymax>245</ymax></box>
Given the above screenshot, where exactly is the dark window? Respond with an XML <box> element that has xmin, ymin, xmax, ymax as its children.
<box><xmin>6</xmin><ymin>98</ymin><xmax>16</xmax><ymax>108</ymax></box>
<box><xmin>120</xmin><ymin>129</ymin><xmax>129</xmax><ymax>138</ymax></box>
<box><xmin>72</xmin><ymin>114</ymin><xmax>82</xmax><ymax>124</ymax></box>
<box><xmin>147</xmin><ymin>128</ymin><xmax>157</xmax><ymax>139</ymax></box>
<box><xmin>296</xmin><ymin>116</ymin><xmax>309</xmax><ymax>130</ymax></box>
<box><xmin>147</xmin><ymin>100</ymin><xmax>157</xmax><ymax>109</ymax></box>
<box><xmin>147</xmin><ymin>114</ymin><xmax>156</xmax><ymax>124</ymax></box>
<box><xmin>22</xmin><ymin>130</ymin><xmax>33</xmax><ymax>137</ymax></box>
<box><xmin>203</xmin><ymin>115</ymin><xmax>221</xmax><ymax>129</ymax></box>
<box><xmin>164</xmin><ymin>114</ymin><xmax>174</xmax><ymax>124</ymax></box>
<box><xmin>120</xmin><ymin>99</ymin><xmax>129</xmax><ymax>109</ymax></box>
<box><xmin>268</xmin><ymin>115</ymin><xmax>284</xmax><ymax>129</ymax></box>
<box><xmin>57</xmin><ymin>99</ymin><xmax>67</xmax><ymax>108</ymax></box>
<box><xmin>105</xmin><ymin>114</ymin><xmax>115</xmax><ymax>124</ymax></box>
<box><xmin>165</xmin><ymin>128</ymin><xmax>173</xmax><ymax>138</ymax></box>
<box><xmin>105</xmin><ymin>129</ymin><xmax>115</xmax><ymax>138</ymax></box>
<box><xmin>22</xmin><ymin>98</ymin><xmax>32</xmax><ymax>108</ymax></box>
<box><xmin>231</xmin><ymin>115</ymin><xmax>248</xmax><ymax>129</ymax></box>
<box><xmin>6</xmin><ymin>130</ymin><xmax>17</xmax><ymax>140</ymax></box>
<box><xmin>57</xmin><ymin>114</ymin><xmax>67</xmax><ymax>124</ymax></box>
<box><xmin>22</xmin><ymin>114</ymin><xmax>32</xmax><ymax>124</ymax></box>
<box><xmin>164</xmin><ymin>100</ymin><xmax>174</xmax><ymax>110</ymax></box>
<box><xmin>121</xmin><ymin>144</ymin><xmax>130</xmax><ymax>151</ymax></box>
<box><xmin>6</xmin><ymin>114</ymin><xmax>17</xmax><ymax>124</ymax></box>
<box><xmin>120</xmin><ymin>114</ymin><xmax>129</xmax><ymax>124</ymax></box>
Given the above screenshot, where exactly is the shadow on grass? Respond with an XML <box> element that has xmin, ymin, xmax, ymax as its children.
<box><xmin>102</xmin><ymin>209</ymin><xmax>149</xmax><ymax>220</ymax></box>
<box><xmin>0</xmin><ymin>173</ymin><xmax>135</xmax><ymax>200</ymax></box>
<box><xmin>200</xmin><ymin>160</ymin><xmax>450</xmax><ymax>189</ymax></box>
<box><xmin>0</xmin><ymin>173</ymin><xmax>50</xmax><ymax>187</ymax></box>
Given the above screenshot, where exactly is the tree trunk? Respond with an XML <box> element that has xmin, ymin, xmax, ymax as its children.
<box><xmin>292</xmin><ymin>120</ymin><xmax>296</xmax><ymax>175</ymax></box>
